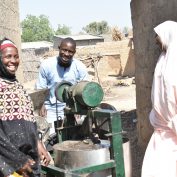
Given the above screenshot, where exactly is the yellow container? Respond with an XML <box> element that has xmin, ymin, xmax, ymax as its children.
<box><xmin>9</xmin><ymin>172</ymin><xmax>23</xmax><ymax>177</ymax></box>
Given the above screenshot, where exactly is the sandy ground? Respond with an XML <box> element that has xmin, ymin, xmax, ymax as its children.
<box><xmin>103</xmin><ymin>84</ymin><xmax>136</xmax><ymax>112</ymax></box>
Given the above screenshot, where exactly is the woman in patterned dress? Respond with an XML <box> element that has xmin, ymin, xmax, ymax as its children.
<box><xmin>0</xmin><ymin>38</ymin><xmax>50</xmax><ymax>177</ymax></box>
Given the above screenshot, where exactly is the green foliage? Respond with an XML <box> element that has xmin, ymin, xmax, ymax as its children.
<box><xmin>55</xmin><ymin>24</ymin><xmax>71</xmax><ymax>35</ymax></box>
<box><xmin>21</xmin><ymin>15</ymin><xmax>54</xmax><ymax>42</ymax></box>
<box><xmin>83</xmin><ymin>21</ymin><xmax>109</xmax><ymax>35</ymax></box>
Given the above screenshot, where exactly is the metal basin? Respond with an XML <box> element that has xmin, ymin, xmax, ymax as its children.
<box><xmin>53</xmin><ymin>140</ymin><xmax>109</xmax><ymax>168</ymax></box>
<box><xmin>53</xmin><ymin>139</ymin><xmax>132</xmax><ymax>177</ymax></box>
<box><xmin>53</xmin><ymin>140</ymin><xmax>110</xmax><ymax>177</ymax></box>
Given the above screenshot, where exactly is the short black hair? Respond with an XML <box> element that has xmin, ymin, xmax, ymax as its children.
<box><xmin>59</xmin><ymin>37</ymin><xmax>76</xmax><ymax>48</ymax></box>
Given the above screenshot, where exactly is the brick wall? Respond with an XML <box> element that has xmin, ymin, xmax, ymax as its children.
<box><xmin>21</xmin><ymin>48</ymin><xmax>52</xmax><ymax>82</ymax></box>
<box><xmin>76</xmin><ymin>38</ymin><xmax>135</xmax><ymax>79</ymax></box>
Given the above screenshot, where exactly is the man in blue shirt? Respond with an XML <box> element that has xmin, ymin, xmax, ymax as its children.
<box><xmin>36</xmin><ymin>37</ymin><xmax>88</xmax><ymax>134</ymax></box>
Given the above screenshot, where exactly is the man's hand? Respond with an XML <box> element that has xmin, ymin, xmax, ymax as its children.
<box><xmin>37</xmin><ymin>141</ymin><xmax>51</xmax><ymax>166</ymax></box>
<box><xmin>39</xmin><ymin>104</ymin><xmax>47</xmax><ymax>117</ymax></box>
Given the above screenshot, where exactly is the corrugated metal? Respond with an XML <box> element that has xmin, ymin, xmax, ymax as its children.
<box><xmin>22</xmin><ymin>41</ymin><xmax>53</xmax><ymax>49</ymax></box>
<box><xmin>54</xmin><ymin>34</ymin><xmax>104</xmax><ymax>40</ymax></box>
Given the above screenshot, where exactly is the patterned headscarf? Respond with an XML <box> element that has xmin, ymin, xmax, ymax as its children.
<box><xmin>0</xmin><ymin>38</ymin><xmax>18</xmax><ymax>81</ymax></box>
<box><xmin>0</xmin><ymin>39</ymin><xmax>17</xmax><ymax>51</ymax></box>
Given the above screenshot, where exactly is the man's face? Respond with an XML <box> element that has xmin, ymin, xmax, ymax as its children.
<box><xmin>58</xmin><ymin>42</ymin><xmax>76</xmax><ymax>67</ymax></box>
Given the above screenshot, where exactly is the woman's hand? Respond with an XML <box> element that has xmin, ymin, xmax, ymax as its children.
<box><xmin>17</xmin><ymin>159</ymin><xmax>35</xmax><ymax>177</ymax></box>
<box><xmin>38</xmin><ymin>140</ymin><xmax>51</xmax><ymax>166</ymax></box>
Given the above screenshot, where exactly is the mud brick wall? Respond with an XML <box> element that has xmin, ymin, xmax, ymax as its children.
<box><xmin>96</xmin><ymin>39</ymin><xmax>134</xmax><ymax>77</ymax></box>
<box><xmin>22</xmin><ymin>48</ymin><xmax>50</xmax><ymax>82</ymax></box>
<box><xmin>76</xmin><ymin>39</ymin><xmax>135</xmax><ymax>78</ymax></box>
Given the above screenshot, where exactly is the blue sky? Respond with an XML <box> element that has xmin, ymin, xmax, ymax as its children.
<box><xmin>19</xmin><ymin>0</ymin><xmax>132</xmax><ymax>34</ymax></box>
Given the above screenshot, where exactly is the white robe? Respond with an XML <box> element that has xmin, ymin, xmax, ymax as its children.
<box><xmin>142</xmin><ymin>21</ymin><xmax>177</xmax><ymax>177</ymax></box>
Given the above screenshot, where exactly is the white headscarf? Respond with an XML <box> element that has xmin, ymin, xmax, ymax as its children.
<box><xmin>150</xmin><ymin>20</ymin><xmax>177</xmax><ymax>134</ymax></box>
<box><xmin>154</xmin><ymin>20</ymin><xmax>177</xmax><ymax>85</ymax></box>
<box><xmin>0</xmin><ymin>39</ymin><xmax>17</xmax><ymax>51</ymax></box>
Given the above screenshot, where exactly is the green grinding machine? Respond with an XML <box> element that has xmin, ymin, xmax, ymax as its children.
<box><xmin>55</xmin><ymin>81</ymin><xmax>104</xmax><ymax>113</ymax></box>
<box><xmin>42</xmin><ymin>81</ymin><xmax>126</xmax><ymax>177</ymax></box>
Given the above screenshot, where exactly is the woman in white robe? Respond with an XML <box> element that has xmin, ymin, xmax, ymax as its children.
<box><xmin>141</xmin><ymin>20</ymin><xmax>177</xmax><ymax>177</ymax></box>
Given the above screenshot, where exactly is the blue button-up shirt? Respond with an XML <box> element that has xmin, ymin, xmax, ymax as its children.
<box><xmin>35</xmin><ymin>56</ymin><xmax>88</xmax><ymax>110</ymax></box>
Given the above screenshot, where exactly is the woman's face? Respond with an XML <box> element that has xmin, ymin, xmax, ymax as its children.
<box><xmin>155</xmin><ymin>34</ymin><xmax>164</xmax><ymax>50</ymax></box>
<box><xmin>1</xmin><ymin>47</ymin><xmax>20</xmax><ymax>75</ymax></box>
